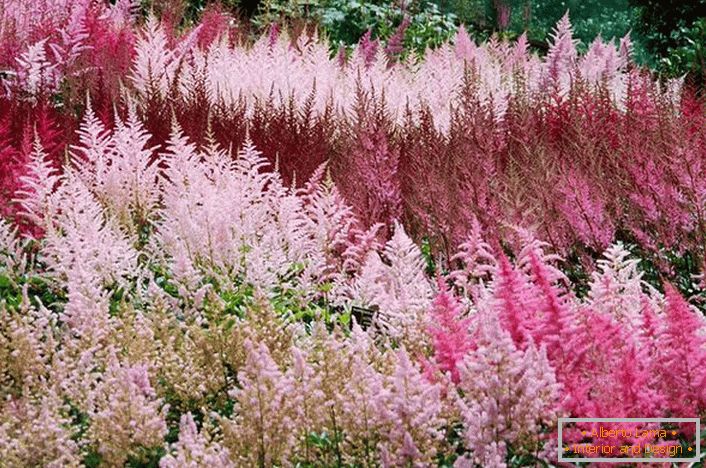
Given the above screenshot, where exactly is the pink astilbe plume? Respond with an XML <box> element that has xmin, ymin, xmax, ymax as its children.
<box><xmin>220</xmin><ymin>340</ymin><xmax>297</xmax><ymax>466</ymax></box>
<box><xmin>657</xmin><ymin>284</ymin><xmax>706</xmax><ymax>420</ymax></box>
<box><xmin>449</xmin><ymin>216</ymin><xmax>496</xmax><ymax>297</ymax></box>
<box><xmin>352</xmin><ymin>222</ymin><xmax>432</xmax><ymax>343</ymax></box>
<box><xmin>87</xmin><ymin>358</ymin><xmax>169</xmax><ymax>466</ymax></box>
<box><xmin>425</xmin><ymin>278</ymin><xmax>473</xmax><ymax>384</ymax></box>
<box><xmin>490</xmin><ymin>252</ymin><xmax>539</xmax><ymax>349</ymax></box>
<box><xmin>15</xmin><ymin>136</ymin><xmax>61</xmax><ymax>229</ymax></box>
<box><xmin>376</xmin><ymin>349</ymin><xmax>444</xmax><ymax>466</ymax></box>
<box><xmin>455</xmin><ymin>307</ymin><xmax>559</xmax><ymax>467</ymax></box>
<box><xmin>544</xmin><ymin>12</ymin><xmax>578</xmax><ymax>93</ymax></box>
<box><xmin>160</xmin><ymin>413</ymin><xmax>233</xmax><ymax>468</ymax></box>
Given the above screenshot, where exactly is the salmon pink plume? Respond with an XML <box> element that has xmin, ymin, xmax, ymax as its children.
<box><xmin>425</xmin><ymin>278</ymin><xmax>474</xmax><ymax>384</ymax></box>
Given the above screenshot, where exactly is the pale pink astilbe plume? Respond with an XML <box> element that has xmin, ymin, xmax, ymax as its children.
<box><xmin>353</xmin><ymin>222</ymin><xmax>432</xmax><ymax>342</ymax></box>
<box><xmin>87</xmin><ymin>358</ymin><xmax>169</xmax><ymax>466</ymax></box>
<box><xmin>425</xmin><ymin>279</ymin><xmax>473</xmax><ymax>384</ymax></box>
<box><xmin>544</xmin><ymin>13</ymin><xmax>578</xmax><ymax>94</ymax></box>
<box><xmin>297</xmin><ymin>165</ymin><xmax>382</xmax><ymax>299</ymax></box>
<box><xmin>105</xmin><ymin>0</ymin><xmax>141</xmax><ymax>26</ymax></box>
<box><xmin>130</xmin><ymin>16</ymin><xmax>176</xmax><ymax>100</ymax></box>
<box><xmin>70</xmin><ymin>101</ymin><xmax>114</xmax><ymax>193</ymax></box>
<box><xmin>156</xmin><ymin>132</ymin><xmax>329</xmax><ymax>298</ymax></box>
<box><xmin>454</xmin><ymin>25</ymin><xmax>476</xmax><ymax>61</ymax></box>
<box><xmin>14</xmin><ymin>39</ymin><xmax>60</xmax><ymax>99</ymax></box>
<box><xmin>93</xmin><ymin>104</ymin><xmax>160</xmax><ymax>226</ymax></box>
<box><xmin>15</xmin><ymin>136</ymin><xmax>61</xmax><ymax>229</ymax></box>
<box><xmin>333</xmin><ymin>324</ymin><xmax>389</xmax><ymax>463</ymax></box>
<box><xmin>220</xmin><ymin>340</ymin><xmax>298</xmax><ymax>466</ymax></box>
<box><xmin>449</xmin><ymin>216</ymin><xmax>496</xmax><ymax>297</ymax></box>
<box><xmin>42</xmin><ymin>174</ymin><xmax>138</xmax><ymax>290</ymax></box>
<box><xmin>160</xmin><ymin>413</ymin><xmax>234</xmax><ymax>468</ymax></box>
<box><xmin>0</xmin><ymin>386</ymin><xmax>82</xmax><ymax>467</ymax></box>
<box><xmin>657</xmin><ymin>284</ymin><xmax>706</xmax><ymax>421</ymax></box>
<box><xmin>376</xmin><ymin>349</ymin><xmax>444</xmax><ymax>466</ymax></box>
<box><xmin>0</xmin><ymin>218</ymin><xmax>24</xmax><ymax>273</ymax></box>
<box><xmin>455</xmin><ymin>307</ymin><xmax>559</xmax><ymax>468</ymax></box>
<box><xmin>587</xmin><ymin>242</ymin><xmax>657</xmax><ymax>329</ymax></box>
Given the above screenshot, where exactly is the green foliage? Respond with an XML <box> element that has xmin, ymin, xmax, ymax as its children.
<box><xmin>254</xmin><ymin>0</ymin><xmax>457</xmax><ymax>53</ymax></box>
<box><xmin>629</xmin><ymin>0</ymin><xmax>706</xmax><ymax>81</ymax></box>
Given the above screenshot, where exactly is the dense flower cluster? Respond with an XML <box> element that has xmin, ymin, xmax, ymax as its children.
<box><xmin>1</xmin><ymin>111</ymin><xmax>705</xmax><ymax>465</ymax></box>
<box><xmin>1</xmin><ymin>2</ymin><xmax>706</xmax><ymax>466</ymax></box>
<box><xmin>1</xmin><ymin>2</ymin><xmax>705</xmax><ymax>266</ymax></box>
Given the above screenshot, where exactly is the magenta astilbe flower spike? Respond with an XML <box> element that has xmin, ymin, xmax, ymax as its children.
<box><xmin>658</xmin><ymin>284</ymin><xmax>706</xmax><ymax>420</ymax></box>
<box><xmin>426</xmin><ymin>278</ymin><xmax>473</xmax><ymax>383</ymax></box>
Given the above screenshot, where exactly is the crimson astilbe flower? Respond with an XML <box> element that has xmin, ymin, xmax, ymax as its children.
<box><xmin>334</xmin><ymin>88</ymin><xmax>402</xmax><ymax>235</ymax></box>
<box><xmin>384</xmin><ymin>16</ymin><xmax>410</xmax><ymax>62</ymax></box>
<box><xmin>425</xmin><ymin>279</ymin><xmax>473</xmax><ymax>384</ymax></box>
<box><xmin>357</xmin><ymin>30</ymin><xmax>379</xmax><ymax>69</ymax></box>
<box><xmin>455</xmin><ymin>308</ymin><xmax>559</xmax><ymax>468</ymax></box>
<box><xmin>555</xmin><ymin>167</ymin><xmax>614</xmax><ymax>250</ymax></box>
<box><xmin>160</xmin><ymin>413</ymin><xmax>234</xmax><ymax>468</ymax></box>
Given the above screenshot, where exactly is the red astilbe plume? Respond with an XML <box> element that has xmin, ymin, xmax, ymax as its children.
<box><xmin>425</xmin><ymin>278</ymin><xmax>474</xmax><ymax>384</ymax></box>
<box><xmin>333</xmin><ymin>87</ymin><xmax>402</xmax><ymax>237</ymax></box>
<box><xmin>249</xmin><ymin>90</ymin><xmax>334</xmax><ymax>188</ymax></box>
<box><xmin>658</xmin><ymin>284</ymin><xmax>706</xmax><ymax>420</ymax></box>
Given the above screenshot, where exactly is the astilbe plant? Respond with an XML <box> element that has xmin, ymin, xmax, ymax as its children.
<box><xmin>3</xmin><ymin>8</ymin><xmax>706</xmax><ymax>467</ymax></box>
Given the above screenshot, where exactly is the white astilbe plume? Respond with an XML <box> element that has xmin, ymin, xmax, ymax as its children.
<box><xmin>70</xmin><ymin>102</ymin><xmax>115</xmax><ymax>192</ymax></box>
<box><xmin>131</xmin><ymin>16</ymin><xmax>176</xmax><ymax>100</ymax></box>
<box><xmin>0</xmin><ymin>219</ymin><xmax>23</xmax><ymax>272</ymax></box>
<box><xmin>155</xmin><ymin>131</ymin><xmax>323</xmax><ymax>299</ymax></box>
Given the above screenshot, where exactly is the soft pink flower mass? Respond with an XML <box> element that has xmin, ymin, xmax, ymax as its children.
<box><xmin>0</xmin><ymin>2</ymin><xmax>705</xmax><ymax>466</ymax></box>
